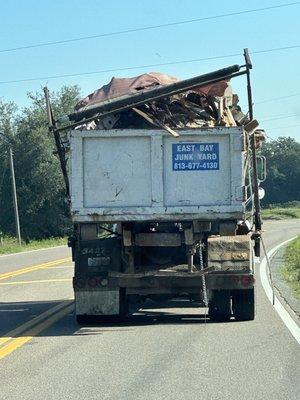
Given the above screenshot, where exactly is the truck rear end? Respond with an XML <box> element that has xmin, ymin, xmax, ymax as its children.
<box><xmin>44</xmin><ymin>53</ymin><xmax>265</xmax><ymax>323</ymax></box>
<box><xmin>70</xmin><ymin>127</ymin><xmax>257</xmax><ymax>322</ymax></box>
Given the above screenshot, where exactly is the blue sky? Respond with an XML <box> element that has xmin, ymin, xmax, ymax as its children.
<box><xmin>0</xmin><ymin>0</ymin><xmax>299</xmax><ymax>140</ymax></box>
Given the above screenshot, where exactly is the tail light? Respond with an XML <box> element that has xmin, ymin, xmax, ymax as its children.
<box><xmin>87</xmin><ymin>277</ymin><xmax>99</xmax><ymax>287</ymax></box>
<box><xmin>241</xmin><ymin>275</ymin><xmax>255</xmax><ymax>287</ymax></box>
<box><xmin>73</xmin><ymin>277</ymin><xmax>85</xmax><ymax>289</ymax></box>
<box><xmin>230</xmin><ymin>275</ymin><xmax>240</xmax><ymax>284</ymax></box>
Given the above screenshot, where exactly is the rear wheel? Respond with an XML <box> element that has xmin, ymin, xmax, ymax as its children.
<box><xmin>76</xmin><ymin>314</ymin><xmax>94</xmax><ymax>325</ymax></box>
<box><xmin>119</xmin><ymin>288</ymin><xmax>129</xmax><ymax>319</ymax></box>
<box><xmin>76</xmin><ymin>312</ymin><xmax>127</xmax><ymax>325</ymax></box>
<box><xmin>208</xmin><ymin>290</ymin><xmax>231</xmax><ymax>322</ymax></box>
<box><xmin>232</xmin><ymin>288</ymin><xmax>255</xmax><ymax>321</ymax></box>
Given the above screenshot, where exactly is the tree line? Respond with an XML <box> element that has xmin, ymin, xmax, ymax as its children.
<box><xmin>0</xmin><ymin>86</ymin><xmax>80</xmax><ymax>240</ymax></box>
<box><xmin>0</xmin><ymin>86</ymin><xmax>299</xmax><ymax>240</ymax></box>
<box><xmin>259</xmin><ymin>136</ymin><xmax>300</xmax><ymax>206</ymax></box>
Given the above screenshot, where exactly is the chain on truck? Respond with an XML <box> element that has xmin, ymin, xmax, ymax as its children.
<box><xmin>44</xmin><ymin>49</ymin><xmax>266</xmax><ymax>324</ymax></box>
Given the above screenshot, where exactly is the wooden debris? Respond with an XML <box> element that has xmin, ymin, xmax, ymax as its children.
<box><xmin>132</xmin><ymin>107</ymin><xmax>179</xmax><ymax>137</ymax></box>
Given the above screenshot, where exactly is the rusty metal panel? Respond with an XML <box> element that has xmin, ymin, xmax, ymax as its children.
<box><xmin>135</xmin><ymin>233</ymin><xmax>181</xmax><ymax>247</ymax></box>
<box><xmin>80</xmin><ymin>223</ymin><xmax>97</xmax><ymax>240</ymax></box>
<box><xmin>109</xmin><ymin>273</ymin><xmax>254</xmax><ymax>291</ymax></box>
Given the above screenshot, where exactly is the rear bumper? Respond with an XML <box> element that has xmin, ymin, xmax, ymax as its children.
<box><xmin>117</xmin><ymin>273</ymin><xmax>254</xmax><ymax>292</ymax></box>
<box><xmin>73</xmin><ymin>272</ymin><xmax>255</xmax><ymax>295</ymax></box>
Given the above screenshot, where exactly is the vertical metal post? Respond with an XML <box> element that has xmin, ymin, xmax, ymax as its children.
<box><xmin>244</xmin><ymin>49</ymin><xmax>254</xmax><ymax>121</ymax></box>
<box><xmin>43</xmin><ymin>87</ymin><xmax>70</xmax><ymax>198</ymax></box>
<box><xmin>9</xmin><ymin>147</ymin><xmax>22</xmax><ymax>246</ymax></box>
<box><xmin>244</xmin><ymin>48</ymin><xmax>261</xmax><ymax>231</ymax></box>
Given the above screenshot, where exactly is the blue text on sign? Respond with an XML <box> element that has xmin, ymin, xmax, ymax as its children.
<box><xmin>172</xmin><ymin>142</ymin><xmax>219</xmax><ymax>171</ymax></box>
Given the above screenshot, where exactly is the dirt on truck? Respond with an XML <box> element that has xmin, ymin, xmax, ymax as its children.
<box><xmin>44</xmin><ymin>49</ymin><xmax>266</xmax><ymax>324</ymax></box>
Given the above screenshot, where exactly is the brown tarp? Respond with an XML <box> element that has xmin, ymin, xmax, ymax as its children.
<box><xmin>75</xmin><ymin>72</ymin><xmax>229</xmax><ymax>110</ymax></box>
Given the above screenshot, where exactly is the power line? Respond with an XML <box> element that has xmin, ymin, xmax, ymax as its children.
<box><xmin>265</xmin><ymin>124</ymin><xmax>300</xmax><ymax>130</ymax></box>
<box><xmin>0</xmin><ymin>2</ymin><xmax>299</xmax><ymax>54</ymax></box>
<box><xmin>251</xmin><ymin>44</ymin><xmax>300</xmax><ymax>54</ymax></box>
<box><xmin>0</xmin><ymin>44</ymin><xmax>299</xmax><ymax>85</ymax></box>
<box><xmin>0</xmin><ymin>52</ymin><xmax>241</xmax><ymax>84</ymax></box>
<box><xmin>238</xmin><ymin>88</ymin><xmax>300</xmax><ymax>109</ymax></box>
<box><xmin>260</xmin><ymin>113</ymin><xmax>299</xmax><ymax>122</ymax></box>
<box><xmin>256</xmin><ymin>92</ymin><xmax>300</xmax><ymax>104</ymax></box>
<box><xmin>262</xmin><ymin>111</ymin><xmax>298</xmax><ymax>119</ymax></box>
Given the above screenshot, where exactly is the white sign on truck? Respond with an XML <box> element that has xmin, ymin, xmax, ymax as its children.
<box><xmin>70</xmin><ymin>127</ymin><xmax>245</xmax><ymax>222</ymax></box>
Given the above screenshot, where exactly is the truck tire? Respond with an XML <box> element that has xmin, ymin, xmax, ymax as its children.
<box><xmin>232</xmin><ymin>288</ymin><xmax>255</xmax><ymax>321</ymax></box>
<box><xmin>119</xmin><ymin>288</ymin><xmax>129</xmax><ymax>319</ymax></box>
<box><xmin>208</xmin><ymin>290</ymin><xmax>231</xmax><ymax>322</ymax></box>
<box><xmin>76</xmin><ymin>314</ymin><xmax>94</xmax><ymax>325</ymax></box>
<box><xmin>76</xmin><ymin>312</ymin><xmax>125</xmax><ymax>325</ymax></box>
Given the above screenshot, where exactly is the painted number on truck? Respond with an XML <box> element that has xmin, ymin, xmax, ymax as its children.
<box><xmin>172</xmin><ymin>143</ymin><xmax>219</xmax><ymax>171</ymax></box>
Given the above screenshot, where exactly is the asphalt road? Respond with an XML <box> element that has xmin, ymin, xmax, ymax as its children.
<box><xmin>0</xmin><ymin>220</ymin><xmax>299</xmax><ymax>400</ymax></box>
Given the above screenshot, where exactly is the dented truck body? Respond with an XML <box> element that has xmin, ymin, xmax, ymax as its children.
<box><xmin>70</xmin><ymin>127</ymin><xmax>245</xmax><ymax>222</ymax></box>
<box><xmin>70</xmin><ymin>126</ymin><xmax>256</xmax><ymax>322</ymax></box>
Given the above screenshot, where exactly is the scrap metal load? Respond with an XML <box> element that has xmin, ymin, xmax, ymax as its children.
<box><xmin>73</xmin><ymin>71</ymin><xmax>248</xmax><ymax>133</ymax></box>
<box><xmin>56</xmin><ymin>64</ymin><xmax>254</xmax><ymax>135</ymax></box>
<box><xmin>46</xmin><ymin>58</ymin><xmax>265</xmax><ymax>207</ymax></box>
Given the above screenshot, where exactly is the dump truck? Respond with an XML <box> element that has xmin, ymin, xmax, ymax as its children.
<box><xmin>45</xmin><ymin>49</ymin><xmax>265</xmax><ymax>323</ymax></box>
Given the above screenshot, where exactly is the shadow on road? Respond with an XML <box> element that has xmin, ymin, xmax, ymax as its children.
<box><xmin>0</xmin><ymin>300</ymin><xmax>74</xmax><ymax>337</ymax></box>
<box><xmin>0</xmin><ymin>298</ymin><xmax>234</xmax><ymax>339</ymax></box>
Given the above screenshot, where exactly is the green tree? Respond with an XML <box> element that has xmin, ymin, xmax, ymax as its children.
<box><xmin>0</xmin><ymin>86</ymin><xmax>81</xmax><ymax>240</ymax></box>
<box><xmin>0</xmin><ymin>100</ymin><xmax>17</xmax><ymax>135</ymax></box>
<box><xmin>260</xmin><ymin>136</ymin><xmax>300</xmax><ymax>205</ymax></box>
<box><xmin>0</xmin><ymin>99</ymin><xmax>18</xmax><ymax>235</ymax></box>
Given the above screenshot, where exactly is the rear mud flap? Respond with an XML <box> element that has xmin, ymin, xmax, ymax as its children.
<box><xmin>75</xmin><ymin>290</ymin><xmax>120</xmax><ymax>315</ymax></box>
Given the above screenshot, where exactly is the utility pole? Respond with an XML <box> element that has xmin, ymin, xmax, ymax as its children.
<box><xmin>0</xmin><ymin>132</ymin><xmax>22</xmax><ymax>246</ymax></box>
<box><xmin>8</xmin><ymin>148</ymin><xmax>21</xmax><ymax>246</ymax></box>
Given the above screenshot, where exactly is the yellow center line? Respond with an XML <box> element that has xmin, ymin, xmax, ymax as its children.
<box><xmin>0</xmin><ymin>257</ymin><xmax>72</xmax><ymax>281</ymax></box>
<box><xmin>0</xmin><ymin>300</ymin><xmax>73</xmax><ymax>348</ymax></box>
<box><xmin>0</xmin><ymin>278</ymin><xmax>72</xmax><ymax>286</ymax></box>
<box><xmin>0</xmin><ymin>303</ymin><xmax>74</xmax><ymax>360</ymax></box>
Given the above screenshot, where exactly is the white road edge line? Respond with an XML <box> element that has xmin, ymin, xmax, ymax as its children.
<box><xmin>0</xmin><ymin>245</ymin><xmax>67</xmax><ymax>258</ymax></box>
<box><xmin>260</xmin><ymin>236</ymin><xmax>300</xmax><ymax>345</ymax></box>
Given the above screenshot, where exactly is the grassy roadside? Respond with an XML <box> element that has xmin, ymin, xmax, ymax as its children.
<box><xmin>262</xmin><ymin>207</ymin><xmax>300</xmax><ymax>220</ymax></box>
<box><xmin>261</xmin><ymin>202</ymin><xmax>300</xmax><ymax>220</ymax></box>
<box><xmin>0</xmin><ymin>236</ymin><xmax>67</xmax><ymax>255</ymax></box>
<box><xmin>281</xmin><ymin>236</ymin><xmax>300</xmax><ymax>299</ymax></box>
